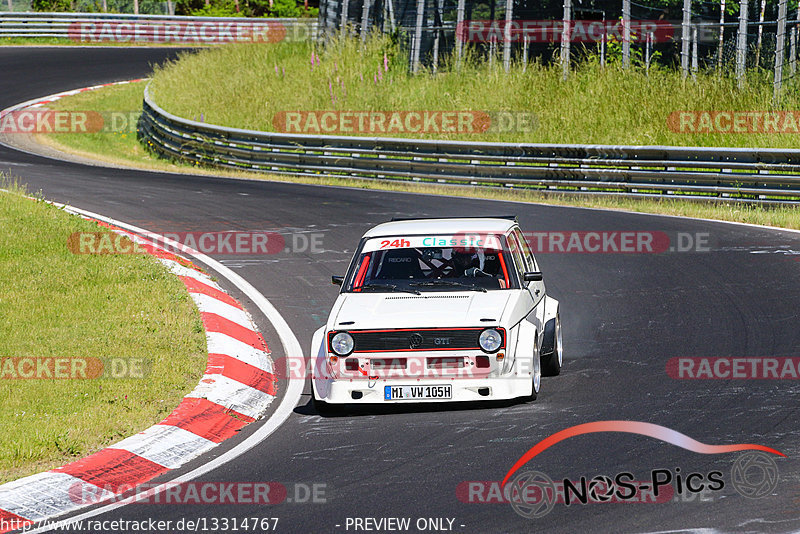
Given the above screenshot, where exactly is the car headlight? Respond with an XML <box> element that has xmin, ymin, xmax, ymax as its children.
<box><xmin>479</xmin><ymin>328</ymin><xmax>503</xmax><ymax>353</ymax></box>
<box><xmin>330</xmin><ymin>332</ymin><xmax>355</xmax><ymax>356</ymax></box>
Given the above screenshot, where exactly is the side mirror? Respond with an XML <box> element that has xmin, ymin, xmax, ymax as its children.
<box><xmin>331</xmin><ymin>275</ymin><xmax>344</xmax><ymax>286</ymax></box>
<box><xmin>523</xmin><ymin>271</ymin><xmax>543</xmax><ymax>282</ymax></box>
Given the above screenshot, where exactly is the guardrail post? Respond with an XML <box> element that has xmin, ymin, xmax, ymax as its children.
<box><xmin>360</xmin><ymin>0</ymin><xmax>371</xmax><ymax>41</ymax></box>
<box><xmin>561</xmin><ymin>0</ymin><xmax>572</xmax><ymax>78</ymax></box>
<box><xmin>502</xmin><ymin>0</ymin><xmax>513</xmax><ymax>73</ymax></box>
<box><xmin>774</xmin><ymin>0</ymin><xmax>788</xmax><ymax>103</ymax></box>
<box><xmin>522</xmin><ymin>34</ymin><xmax>528</xmax><ymax>72</ymax></box>
<box><xmin>340</xmin><ymin>0</ymin><xmax>350</xmax><ymax>33</ymax></box>
<box><xmin>792</xmin><ymin>5</ymin><xmax>800</xmax><ymax>76</ymax></box>
<box><xmin>622</xmin><ymin>0</ymin><xmax>630</xmax><ymax>69</ymax></box>
<box><xmin>791</xmin><ymin>12</ymin><xmax>798</xmax><ymax>76</ymax></box>
<box><xmin>385</xmin><ymin>0</ymin><xmax>396</xmax><ymax>32</ymax></box>
<box><xmin>601</xmin><ymin>12</ymin><xmax>606</xmax><ymax>67</ymax></box>
<box><xmin>456</xmin><ymin>0</ymin><xmax>465</xmax><ymax>67</ymax></box>
<box><xmin>681</xmin><ymin>0</ymin><xmax>691</xmax><ymax>78</ymax></box>
<box><xmin>411</xmin><ymin>0</ymin><xmax>424</xmax><ymax>73</ymax></box>
<box><xmin>432</xmin><ymin>0</ymin><xmax>443</xmax><ymax>72</ymax></box>
<box><xmin>691</xmin><ymin>24</ymin><xmax>698</xmax><ymax>80</ymax></box>
<box><xmin>756</xmin><ymin>0</ymin><xmax>766</xmax><ymax>67</ymax></box>
<box><xmin>717</xmin><ymin>0</ymin><xmax>726</xmax><ymax>69</ymax></box>
<box><xmin>736</xmin><ymin>0</ymin><xmax>748</xmax><ymax>87</ymax></box>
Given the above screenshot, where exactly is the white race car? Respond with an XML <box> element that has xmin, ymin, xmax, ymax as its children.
<box><xmin>310</xmin><ymin>216</ymin><xmax>562</xmax><ymax>410</ymax></box>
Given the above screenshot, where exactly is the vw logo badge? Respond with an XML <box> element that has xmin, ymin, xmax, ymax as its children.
<box><xmin>409</xmin><ymin>333</ymin><xmax>424</xmax><ymax>349</ymax></box>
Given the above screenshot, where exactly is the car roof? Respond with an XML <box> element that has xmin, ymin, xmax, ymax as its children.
<box><xmin>362</xmin><ymin>217</ymin><xmax>518</xmax><ymax>238</ymax></box>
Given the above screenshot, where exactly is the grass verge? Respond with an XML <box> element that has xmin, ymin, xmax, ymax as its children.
<box><xmin>37</xmin><ymin>79</ymin><xmax>800</xmax><ymax>231</ymax></box>
<box><xmin>148</xmin><ymin>38</ymin><xmax>800</xmax><ymax>147</ymax></box>
<box><xmin>0</xmin><ymin>179</ymin><xmax>206</xmax><ymax>484</ymax></box>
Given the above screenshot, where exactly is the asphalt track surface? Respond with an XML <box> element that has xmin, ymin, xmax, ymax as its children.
<box><xmin>2</xmin><ymin>47</ymin><xmax>800</xmax><ymax>534</ymax></box>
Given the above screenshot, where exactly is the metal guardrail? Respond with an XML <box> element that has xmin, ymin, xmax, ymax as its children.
<box><xmin>138</xmin><ymin>85</ymin><xmax>800</xmax><ymax>202</ymax></box>
<box><xmin>0</xmin><ymin>12</ymin><xmax>316</xmax><ymax>41</ymax></box>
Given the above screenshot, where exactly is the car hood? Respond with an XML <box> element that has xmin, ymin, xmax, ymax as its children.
<box><xmin>331</xmin><ymin>291</ymin><xmax>514</xmax><ymax>329</ymax></box>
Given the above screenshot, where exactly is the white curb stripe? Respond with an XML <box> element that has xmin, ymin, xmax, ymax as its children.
<box><xmin>191</xmin><ymin>293</ymin><xmax>253</xmax><ymax>329</ymax></box>
<box><xmin>0</xmin><ymin>472</ymin><xmax>112</xmax><ymax>522</ymax></box>
<box><xmin>205</xmin><ymin>332</ymin><xmax>273</xmax><ymax>373</ymax></box>
<box><xmin>186</xmin><ymin>374</ymin><xmax>275</xmax><ymax>420</ymax></box>
<box><xmin>109</xmin><ymin>426</ymin><xmax>217</xmax><ymax>470</ymax></box>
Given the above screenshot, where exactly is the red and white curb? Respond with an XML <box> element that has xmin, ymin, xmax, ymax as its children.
<box><xmin>0</xmin><ymin>220</ymin><xmax>276</xmax><ymax>533</ymax></box>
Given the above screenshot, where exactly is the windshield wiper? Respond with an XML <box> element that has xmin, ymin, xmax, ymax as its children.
<box><xmin>360</xmin><ymin>282</ymin><xmax>421</xmax><ymax>295</ymax></box>
<box><xmin>410</xmin><ymin>280</ymin><xmax>487</xmax><ymax>292</ymax></box>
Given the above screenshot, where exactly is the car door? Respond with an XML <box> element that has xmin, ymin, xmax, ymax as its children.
<box><xmin>504</xmin><ymin>231</ymin><xmax>536</xmax><ymax>325</ymax></box>
<box><xmin>510</xmin><ymin>228</ymin><xmax>545</xmax><ymax>307</ymax></box>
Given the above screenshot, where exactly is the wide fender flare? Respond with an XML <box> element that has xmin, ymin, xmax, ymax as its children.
<box><xmin>540</xmin><ymin>295</ymin><xmax>560</xmax><ymax>356</ymax></box>
<box><xmin>514</xmin><ymin>319</ymin><xmax>539</xmax><ymax>379</ymax></box>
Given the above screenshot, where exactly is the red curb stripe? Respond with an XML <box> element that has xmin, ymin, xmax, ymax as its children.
<box><xmin>201</xmin><ymin>313</ymin><xmax>267</xmax><ymax>351</ymax></box>
<box><xmin>208</xmin><ymin>353</ymin><xmax>277</xmax><ymax>396</ymax></box>
<box><xmin>53</xmin><ymin>449</ymin><xmax>168</xmax><ymax>490</ymax></box>
<box><xmin>0</xmin><ymin>509</ymin><xmax>33</xmax><ymax>534</ymax></box>
<box><xmin>180</xmin><ymin>276</ymin><xmax>242</xmax><ymax>309</ymax></box>
<box><xmin>205</xmin><ymin>352</ymin><xmax>227</xmax><ymax>374</ymax></box>
<box><xmin>159</xmin><ymin>398</ymin><xmax>253</xmax><ymax>443</ymax></box>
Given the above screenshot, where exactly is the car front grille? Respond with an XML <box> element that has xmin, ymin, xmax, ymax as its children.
<box><xmin>333</xmin><ymin>328</ymin><xmax>504</xmax><ymax>353</ymax></box>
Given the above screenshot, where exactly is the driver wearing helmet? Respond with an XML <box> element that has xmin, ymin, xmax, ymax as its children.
<box><xmin>451</xmin><ymin>249</ymin><xmax>490</xmax><ymax>278</ymax></box>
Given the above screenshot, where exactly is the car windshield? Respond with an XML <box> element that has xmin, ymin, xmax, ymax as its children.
<box><xmin>346</xmin><ymin>234</ymin><xmax>515</xmax><ymax>292</ymax></box>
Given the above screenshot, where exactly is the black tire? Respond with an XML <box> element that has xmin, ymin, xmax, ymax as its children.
<box><xmin>529</xmin><ymin>335</ymin><xmax>540</xmax><ymax>401</ymax></box>
<box><xmin>541</xmin><ymin>313</ymin><xmax>562</xmax><ymax>377</ymax></box>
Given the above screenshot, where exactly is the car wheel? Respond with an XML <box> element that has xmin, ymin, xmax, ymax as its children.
<box><xmin>541</xmin><ymin>313</ymin><xmax>562</xmax><ymax>377</ymax></box>
<box><xmin>530</xmin><ymin>336</ymin><xmax>541</xmax><ymax>400</ymax></box>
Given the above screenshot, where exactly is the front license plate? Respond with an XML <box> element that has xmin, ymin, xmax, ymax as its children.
<box><xmin>384</xmin><ymin>384</ymin><xmax>452</xmax><ymax>400</ymax></box>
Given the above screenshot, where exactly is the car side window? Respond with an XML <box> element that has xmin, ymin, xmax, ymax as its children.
<box><xmin>506</xmin><ymin>233</ymin><xmax>528</xmax><ymax>281</ymax></box>
<box><xmin>514</xmin><ymin>228</ymin><xmax>537</xmax><ymax>272</ymax></box>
